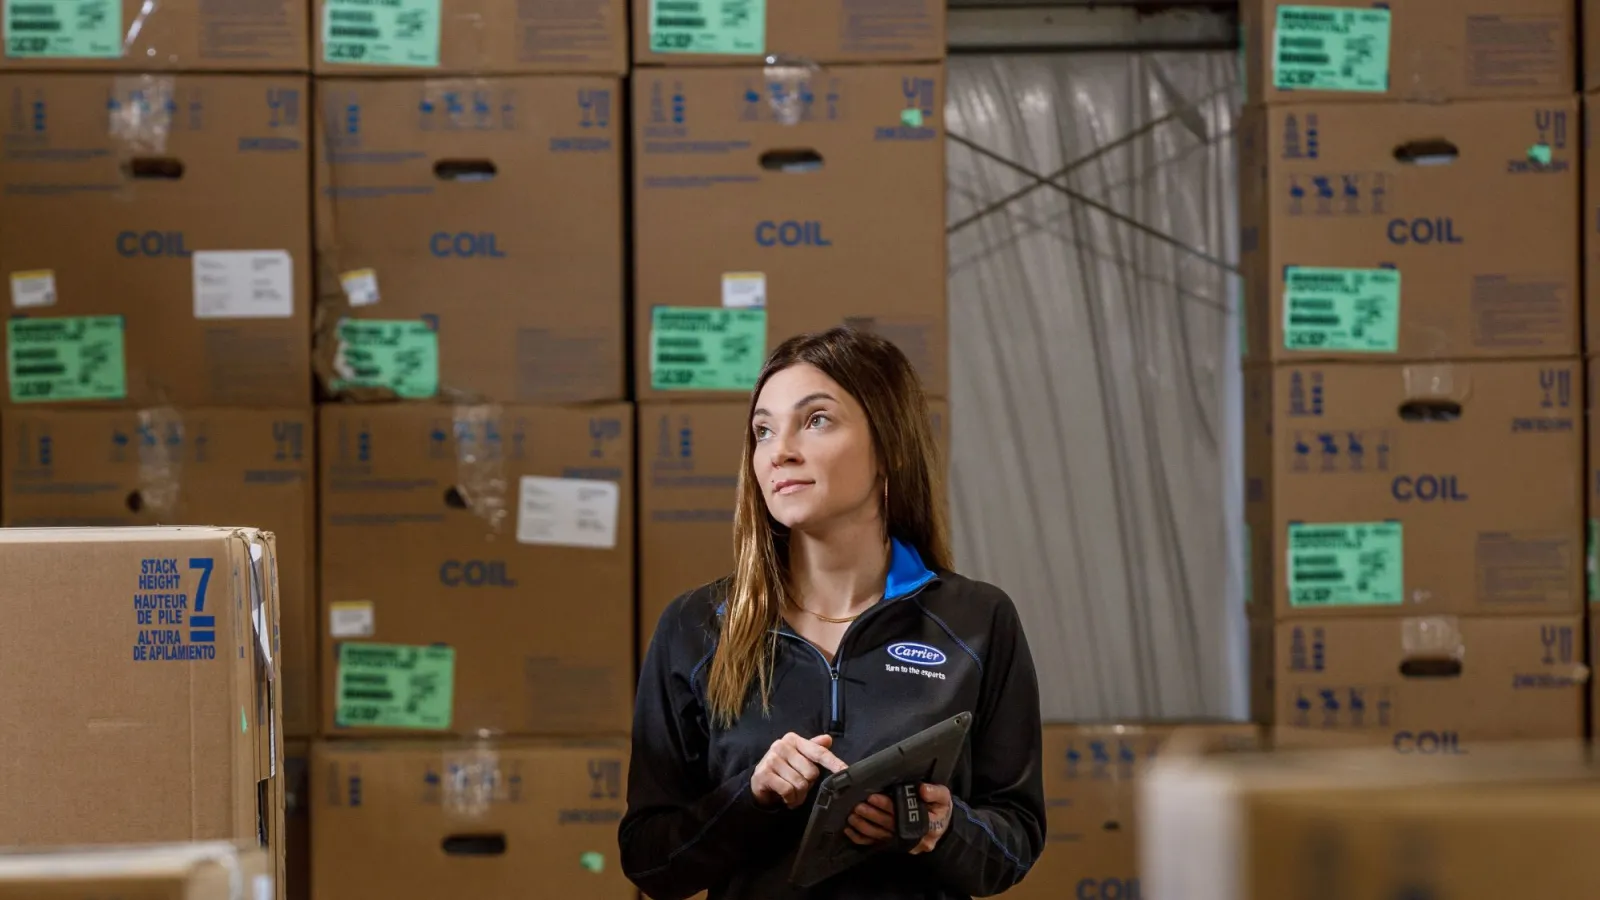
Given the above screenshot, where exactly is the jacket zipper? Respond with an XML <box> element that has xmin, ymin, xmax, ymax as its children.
<box><xmin>774</xmin><ymin>576</ymin><xmax>941</xmax><ymax>734</ymax></box>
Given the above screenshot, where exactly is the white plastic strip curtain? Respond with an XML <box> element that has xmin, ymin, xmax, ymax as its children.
<box><xmin>944</xmin><ymin>51</ymin><xmax>1245</xmax><ymax>722</ymax></box>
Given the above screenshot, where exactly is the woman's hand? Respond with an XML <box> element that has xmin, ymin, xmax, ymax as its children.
<box><xmin>845</xmin><ymin>784</ymin><xmax>954</xmax><ymax>853</ymax></box>
<box><xmin>750</xmin><ymin>733</ymin><xmax>847</xmax><ymax>809</ymax></box>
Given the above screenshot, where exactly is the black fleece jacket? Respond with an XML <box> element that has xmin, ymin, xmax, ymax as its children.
<box><xmin>618</xmin><ymin>539</ymin><xmax>1046</xmax><ymax>900</ymax></box>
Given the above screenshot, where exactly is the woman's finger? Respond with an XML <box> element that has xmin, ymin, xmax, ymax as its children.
<box><xmin>848</xmin><ymin>813</ymin><xmax>893</xmax><ymax>841</ymax></box>
<box><xmin>767</xmin><ymin>758</ymin><xmax>810</xmax><ymax>805</ymax></box>
<box><xmin>779</xmin><ymin>746</ymin><xmax>822</xmax><ymax>784</ymax></box>
<box><xmin>853</xmin><ymin>801</ymin><xmax>895</xmax><ymax>830</ymax></box>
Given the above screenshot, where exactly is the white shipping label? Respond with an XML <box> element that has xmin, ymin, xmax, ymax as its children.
<box><xmin>516</xmin><ymin>476</ymin><xmax>620</xmax><ymax>549</ymax></box>
<box><xmin>193</xmin><ymin>250</ymin><xmax>294</xmax><ymax>319</ymax></box>
<box><xmin>340</xmin><ymin>268</ymin><xmax>381</xmax><ymax>307</ymax></box>
<box><xmin>329</xmin><ymin>600</ymin><xmax>376</xmax><ymax>638</ymax></box>
<box><xmin>10</xmin><ymin>270</ymin><xmax>56</xmax><ymax>308</ymax></box>
<box><xmin>721</xmin><ymin>272</ymin><xmax>766</xmax><ymax>308</ymax></box>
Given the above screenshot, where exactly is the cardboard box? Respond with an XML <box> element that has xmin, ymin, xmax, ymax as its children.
<box><xmin>638</xmin><ymin>398</ymin><xmax>948</xmax><ymax>655</ymax></box>
<box><xmin>314</xmin><ymin>77</ymin><xmax>624</xmax><ymax>405</ymax></box>
<box><xmin>1244</xmin><ymin>784</ymin><xmax>1600</xmax><ymax>899</ymax></box>
<box><xmin>313</xmin><ymin>0</ymin><xmax>625</xmax><ymax>75</ymax></box>
<box><xmin>1002</xmin><ymin>723</ymin><xmax>1260</xmax><ymax>900</ymax></box>
<box><xmin>311</xmin><ymin>740</ymin><xmax>633</xmax><ymax>900</ymax></box>
<box><xmin>1245</xmin><ymin>360</ymin><xmax>1583</xmax><ymax>619</ymax></box>
<box><xmin>0</xmin><ymin>527</ymin><xmax>281</xmax><ymax>849</ymax></box>
<box><xmin>1239</xmin><ymin>98</ymin><xmax>1579</xmax><ymax>363</ymax></box>
<box><xmin>1239</xmin><ymin>0</ymin><xmax>1574</xmax><ymax>105</ymax></box>
<box><xmin>0</xmin><ymin>843</ymin><xmax>272</xmax><ymax>900</ymax></box>
<box><xmin>1</xmin><ymin>408</ymin><xmax>318</xmax><ymax>737</ymax></box>
<box><xmin>633</xmin><ymin>65</ymin><xmax>947</xmax><ymax>400</ymax></box>
<box><xmin>1144</xmin><ymin>745</ymin><xmax>1600</xmax><ymax>900</ymax></box>
<box><xmin>318</xmin><ymin>403</ymin><xmax>634</xmax><ymax>737</ymax></box>
<box><xmin>632</xmin><ymin>0</ymin><xmax>942</xmax><ymax>66</ymax></box>
<box><xmin>1587</xmin><ymin>98</ymin><xmax>1600</xmax><ymax>354</ymax></box>
<box><xmin>1590</xmin><ymin>359</ymin><xmax>1598</xmax><ymax>601</ymax></box>
<box><xmin>1589</xmin><ymin>3</ymin><xmax>1600</xmax><ymax>93</ymax></box>
<box><xmin>1274</xmin><ymin>616</ymin><xmax>1587</xmax><ymax>747</ymax></box>
<box><xmin>0</xmin><ymin>0</ymin><xmax>307</xmax><ymax>71</ymax></box>
<box><xmin>0</xmin><ymin>75</ymin><xmax>312</xmax><ymax>408</ymax></box>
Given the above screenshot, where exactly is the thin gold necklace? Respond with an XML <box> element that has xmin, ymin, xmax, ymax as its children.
<box><xmin>787</xmin><ymin>596</ymin><xmax>877</xmax><ymax>625</ymax></box>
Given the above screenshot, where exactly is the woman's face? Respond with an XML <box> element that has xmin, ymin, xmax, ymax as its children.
<box><xmin>751</xmin><ymin>363</ymin><xmax>880</xmax><ymax>535</ymax></box>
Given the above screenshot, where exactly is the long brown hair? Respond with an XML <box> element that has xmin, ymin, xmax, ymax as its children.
<box><xmin>704</xmin><ymin>327</ymin><xmax>951</xmax><ymax>727</ymax></box>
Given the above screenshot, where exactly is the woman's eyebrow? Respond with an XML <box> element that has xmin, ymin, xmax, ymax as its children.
<box><xmin>752</xmin><ymin>392</ymin><xmax>837</xmax><ymax>418</ymax></box>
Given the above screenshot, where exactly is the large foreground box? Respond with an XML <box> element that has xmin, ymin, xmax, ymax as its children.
<box><xmin>1143</xmin><ymin>741</ymin><xmax>1600</xmax><ymax>900</ymax></box>
<box><xmin>0</xmin><ymin>527</ymin><xmax>282</xmax><ymax>861</ymax></box>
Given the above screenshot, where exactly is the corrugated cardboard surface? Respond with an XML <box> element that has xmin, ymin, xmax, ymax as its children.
<box><xmin>1587</xmin><ymin>98</ymin><xmax>1600</xmax><ymax>352</ymax></box>
<box><xmin>632</xmin><ymin>0</ymin><xmax>943</xmax><ymax>65</ymax></box>
<box><xmin>318</xmin><ymin>403</ymin><xmax>634</xmax><ymax>737</ymax></box>
<box><xmin>1274</xmin><ymin>616</ymin><xmax>1587</xmax><ymax>746</ymax></box>
<box><xmin>1239</xmin><ymin>0</ymin><xmax>1573</xmax><ymax>105</ymax></box>
<box><xmin>1003</xmin><ymin>722</ymin><xmax>1259</xmax><ymax>900</ymax></box>
<box><xmin>0</xmin><ymin>408</ymin><xmax>317</xmax><ymax>737</ymax></box>
<box><xmin>1246</xmin><ymin>361</ymin><xmax>1582</xmax><ymax>619</ymax></box>
<box><xmin>310</xmin><ymin>740</ymin><xmax>633</xmax><ymax>899</ymax></box>
<box><xmin>1589</xmin><ymin>5</ymin><xmax>1600</xmax><ymax>93</ymax></box>
<box><xmin>313</xmin><ymin>0</ymin><xmax>626</xmax><ymax>75</ymax></box>
<box><xmin>1246</xmin><ymin>783</ymin><xmax>1600</xmax><ymax>899</ymax></box>
<box><xmin>1143</xmin><ymin>741</ymin><xmax>1600</xmax><ymax>900</ymax></box>
<box><xmin>637</xmin><ymin>398</ymin><xmax>949</xmax><ymax>658</ymax></box>
<box><xmin>314</xmin><ymin>77</ymin><xmax>624</xmax><ymax>404</ymax></box>
<box><xmin>0</xmin><ymin>843</ymin><xmax>272</xmax><ymax>900</ymax></box>
<box><xmin>632</xmin><ymin>65</ymin><xmax>947</xmax><ymax>400</ymax></box>
<box><xmin>1240</xmin><ymin>98</ymin><xmax>1579</xmax><ymax>363</ymax></box>
<box><xmin>0</xmin><ymin>527</ymin><xmax>280</xmax><ymax>847</ymax></box>
<box><xmin>0</xmin><ymin>75</ymin><xmax>312</xmax><ymax>408</ymax></box>
<box><xmin>0</xmin><ymin>0</ymin><xmax>308</xmax><ymax>71</ymax></box>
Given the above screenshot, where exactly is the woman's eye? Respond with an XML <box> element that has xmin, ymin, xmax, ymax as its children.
<box><xmin>808</xmin><ymin>413</ymin><xmax>830</xmax><ymax>428</ymax></box>
<box><xmin>754</xmin><ymin>425</ymin><xmax>771</xmax><ymax>440</ymax></box>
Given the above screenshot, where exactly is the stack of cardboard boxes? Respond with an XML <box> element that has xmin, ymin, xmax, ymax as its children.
<box><xmin>1238</xmin><ymin>0</ymin><xmax>1587</xmax><ymax>750</ymax></box>
<box><xmin>0</xmin><ymin>0</ymin><xmax>318</xmax><ymax>737</ymax></box>
<box><xmin>631</xmin><ymin>2</ymin><xmax>950</xmax><ymax>644</ymax></box>
<box><xmin>306</xmin><ymin>0</ymin><xmax>634</xmax><ymax>896</ymax></box>
<box><xmin>0</xmin><ymin>3</ymin><xmax>311</xmax><ymax>893</ymax></box>
<box><xmin>0</xmin><ymin>0</ymin><xmax>957</xmax><ymax>892</ymax></box>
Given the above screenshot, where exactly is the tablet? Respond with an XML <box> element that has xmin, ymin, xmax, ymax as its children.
<box><xmin>788</xmin><ymin>711</ymin><xmax>973</xmax><ymax>888</ymax></box>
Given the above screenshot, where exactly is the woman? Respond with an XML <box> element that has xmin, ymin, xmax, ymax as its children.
<box><xmin>620</xmin><ymin>327</ymin><xmax>1045</xmax><ymax>900</ymax></box>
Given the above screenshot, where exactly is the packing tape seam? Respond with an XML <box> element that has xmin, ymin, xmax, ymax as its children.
<box><xmin>451</xmin><ymin>402</ymin><xmax>509</xmax><ymax>533</ymax></box>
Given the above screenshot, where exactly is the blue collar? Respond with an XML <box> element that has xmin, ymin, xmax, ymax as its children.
<box><xmin>884</xmin><ymin>537</ymin><xmax>937</xmax><ymax>600</ymax></box>
<box><xmin>715</xmin><ymin>537</ymin><xmax>936</xmax><ymax>615</ymax></box>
